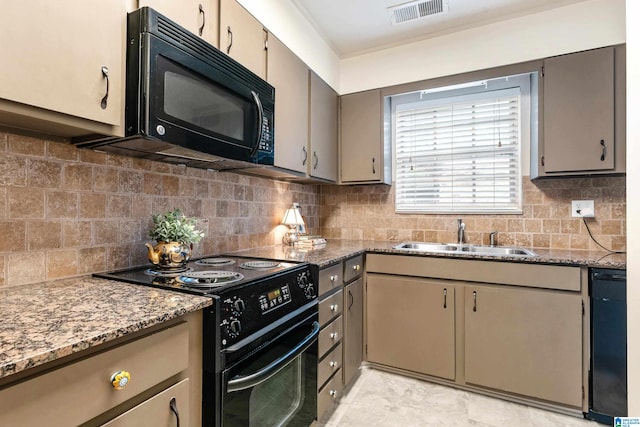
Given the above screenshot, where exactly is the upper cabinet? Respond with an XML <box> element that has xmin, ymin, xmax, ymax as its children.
<box><xmin>266</xmin><ymin>35</ymin><xmax>309</xmax><ymax>175</ymax></box>
<box><xmin>340</xmin><ymin>89</ymin><xmax>391</xmax><ymax>185</ymax></box>
<box><xmin>309</xmin><ymin>72</ymin><xmax>339</xmax><ymax>182</ymax></box>
<box><xmin>533</xmin><ymin>45</ymin><xmax>626</xmax><ymax>178</ymax></box>
<box><xmin>138</xmin><ymin>0</ymin><xmax>219</xmax><ymax>46</ymax></box>
<box><xmin>219</xmin><ymin>0</ymin><xmax>267</xmax><ymax>79</ymax></box>
<box><xmin>0</xmin><ymin>0</ymin><xmax>125</xmax><ymax>136</ymax></box>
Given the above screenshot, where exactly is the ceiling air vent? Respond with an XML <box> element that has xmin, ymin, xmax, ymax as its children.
<box><xmin>388</xmin><ymin>0</ymin><xmax>449</xmax><ymax>25</ymax></box>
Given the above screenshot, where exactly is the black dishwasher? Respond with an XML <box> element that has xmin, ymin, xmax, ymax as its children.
<box><xmin>586</xmin><ymin>268</ymin><xmax>627</xmax><ymax>424</ymax></box>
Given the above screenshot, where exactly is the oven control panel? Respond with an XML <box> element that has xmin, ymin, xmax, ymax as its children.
<box><xmin>219</xmin><ymin>264</ymin><xmax>317</xmax><ymax>347</ymax></box>
<box><xmin>258</xmin><ymin>284</ymin><xmax>291</xmax><ymax>313</ymax></box>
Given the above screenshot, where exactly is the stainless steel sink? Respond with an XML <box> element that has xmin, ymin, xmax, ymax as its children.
<box><xmin>393</xmin><ymin>242</ymin><xmax>537</xmax><ymax>257</ymax></box>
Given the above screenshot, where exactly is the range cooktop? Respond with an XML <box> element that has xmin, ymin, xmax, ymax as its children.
<box><xmin>95</xmin><ymin>255</ymin><xmax>304</xmax><ymax>296</ymax></box>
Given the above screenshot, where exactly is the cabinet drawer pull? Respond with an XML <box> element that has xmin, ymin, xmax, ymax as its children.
<box><xmin>600</xmin><ymin>139</ymin><xmax>606</xmax><ymax>161</ymax></box>
<box><xmin>330</xmin><ymin>304</ymin><xmax>339</xmax><ymax>312</ymax></box>
<box><xmin>443</xmin><ymin>288</ymin><xmax>447</xmax><ymax>309</ymax></box>
<box><xmin>329</xmin><ymin>360</ymin><xmax>338</xmax><ymax>368</ymax></box>
<box><xmin>348</xmin><ymin>289</ymin><xmax>354</xmax><ymax>310</ymax></box>
<box><xmin>100</xmin><ymin>66</ymin><xmax>109</xmax><ymax>109</ymax></box>
<box><xmin>330</xmin><ymin>332</ymin><xmax>339</xmax><ymax>340</ymax></box>
<box><xmin>198</xmin><ymin>4</ymin><xmax>205</xmax><ymax>36</ymax></box>
<box><xmin>473</xmin><ymin>291</ymin><xmax>477</xmax><ymax>312</ymax></box>
<box><xmin>313</xmin><ymin>151</ymin><xmax>319</xmax><ymax>169</ymax></box>
<box><xmin>352</xmin><ymin>264</ymin><xmax>360</xmax><ymax>272</ymax></box>
<box><xmin>329</xmin><ymin>389</ymin><xmax>337</xmax><ymax>398</ymax></box>
<box><xmin>227</xmin><ymin>26</ymin><xmax>233</xmax><ymax>54</ymax></box>
<box><xmin>330</xmin><ymin>275</ymin><xmax>338</xmax><ymax>282</ymax></box>
<box><xmin>110</xmin><ymin>370</ymin><xmax>131</xmax><ymax>390</ymax></box>
<box><xmin>372</xmin><ymin>157</ymin><xmax>376</xmax><ymax>174</ymax></box>
<box><xmin>301</xmin><ymin>146</ymin><xmax>308</xmax><ymax>166</ymax></box>
<box><xmin>170</xmin><ymin>397</ymin><xmax>181</xmax><ymax>427</ymax></box>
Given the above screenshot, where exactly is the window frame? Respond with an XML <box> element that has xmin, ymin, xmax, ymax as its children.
<box><xmin>389</xmin><ymin>73</ymin><xmax>534</xmax><ymax>215</ymax></box>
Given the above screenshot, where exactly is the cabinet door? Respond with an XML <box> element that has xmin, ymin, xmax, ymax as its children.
<box><xmin>102</xmin><ymin>379</ymin><xmax>189</xmax><ymax>426</ymax></box>
<box><xmin>0</xmin><ymin>0</ymin><xmax>123</xmax><ymax>126</ymax></box>
<box><xmin>309</xmin><ymin>72</ymin><xmax>338</xmax><ymax>182</ymax></box>
<box><xmin>367</xmin><ymin>275</ymin><xmax>455</xmax><ymax>380</ymax></box>
<box><xmin>219</xmin><ymin>0</ymin><xmax>267</xmax><ymax>78</ymax></box>
<box><xmin>340</xmin><ymin>90</ymin><xmax>384</xmax><ymax>183</ymax></box>
<box><xmin>343</xmin><ymin>278</ymin><xmax>363</xmax><ymax>386</ymax></box>
<box><xmin>543</xmin><ymin>47</ymin><xmax>615</xmax><ymax>173</ymax></box>
<box><xmin>267</xmin><ymin>35</ymin><xmax>309</xmax><ymax>174</ymax></box>
<box><xmin>464</xmin><ymin>285</ymin><xmax>582</xmax><ymax>407</ymax></box>
<box><xmin>139</xmin><ymin>0</ymin><xmax>218</xmax><ymax>46</ymax></box>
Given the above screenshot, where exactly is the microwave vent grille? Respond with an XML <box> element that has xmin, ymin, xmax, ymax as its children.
<box><xmin>155</xmin><ymin>15</ymin><xmax>274</xmax><ymax>99</ymax></box>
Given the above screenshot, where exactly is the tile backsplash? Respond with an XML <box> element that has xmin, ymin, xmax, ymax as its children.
<box><xmin>320</xmin><ymin>176</ymin><xmax>626</xmax><ymax>252</ymax></box>
<box><xmin>0</xmin><ymin>129</ymin><xmax>320</xmax><ymax>287</ymax></box>
<box><xmin>0</xmin><ymin>128</ymin><xmax>627</xmax><ymax>287</ymax></box>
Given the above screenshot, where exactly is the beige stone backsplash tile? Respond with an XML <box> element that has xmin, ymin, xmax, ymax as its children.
<box><xmin>28</xmin><ymin>159</ymin><xmax>63</xmax><ymax>188</ymax></box>
<box><xmin>77</xmin><ymin>247</ymin><xmax>106</xmax><ymax>274</ymax></box>
<box><xmin>7</xmin><ymin>133</ymin><xmax>46</xmax><ymax>157</ymax></box>
<box><xmin>93</xmin><ymin>167</ymin><xmax>119</xmax><ymax>192</ymax></box>
<box><xmin>64</xmin><ymin>163</ymin><xmax>93</xmax><ymax>191</ymax></box>
<box><xmin>0</xmin><ymin>220</ymin><xmax>27</xmax><ymax>252</ymax></box>
<box><xmin>8</xmin><ymin>251</ymin><xmax>45</xmax><ymax>286</ymax></box>
<box><xmin>62</xmin><ymin>221</ymin><xmax>92</xmax><ymax>248</ymax></box>
<box><xmin>0</xmin><ymin>155</ymin><xmax>27</xmax><ymax>187</ymax></box>
<box><xmin>79</xmin><ymin>193</ymin><xmax>106</xmax><ymax>218</ymax></box>
<box><xmin>47</xmin><ymin>140</ymin><xmax>78</xmax><ymax>161</ymax></box>
<box><xmin>27</xmin><ymin>221</ymin><xmax>62</xmax><ymax>250</ymax></box>
<box><xmin>8</xmin><ymin>187</ymin><xmax>45</xmax><ymax>219</ymax></box>
<box><xmin>46</xmin><ymin>191</ymin><xmax>78</xmax><ymax>219</ymax></box>
<box><xmin>46</xmin><ymin>250</ymin><xmax>78</xmax><ymax>279</ymax></box>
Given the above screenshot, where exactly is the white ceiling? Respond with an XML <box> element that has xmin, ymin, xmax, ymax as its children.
<box><xmin>291</xmin><ymin>0</ymin><xmax>589</xmax><ymax>58</ymax></box>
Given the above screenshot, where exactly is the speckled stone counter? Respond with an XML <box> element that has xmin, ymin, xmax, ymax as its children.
<box><xmin>0</xmin><ymin>277</ymin><xmax>212</xmax><ymax>380</ymax></box>
<box><xmin>230</xmin><ymin>239</ymin><xmax>626</xmax><ymax>269</ymax></box>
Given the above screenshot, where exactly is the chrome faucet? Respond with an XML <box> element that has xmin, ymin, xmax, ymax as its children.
<box><xmin>457</xmin><ymin>219</ymin><xmax>465</xmax><ymax>245</ymax></box>
<box><xmin>489</xmin><ymin>231</ymin><xmax>498</xmax><ymax>247</ymax></box>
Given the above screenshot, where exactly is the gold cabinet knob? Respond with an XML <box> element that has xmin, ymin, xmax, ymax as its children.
<box><xmin>110</xmin><ymin>371</ymin><xmax>131</xmax><ymax>390</ymax></box>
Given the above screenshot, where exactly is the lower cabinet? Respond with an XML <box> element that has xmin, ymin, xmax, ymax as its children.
<box><xmin>367</xmin><ymin>274</ymin><xmax>455</xmax><ymax>380</ymax></box>
<box><xmin>0</xmin><ymin>313</ymin><xmax>201</xmax><ymax>427</ymax></box>
<box><xmin>464</xmin><ymin>285</ymin><xmax>583</xmax><ymax>407</ymax></box>
<box><xmin>365</xmin><ymin>254</ymin><xmax>585</xmax><ymax>410</ymax></box>
<box><xmin>343</xmin><ymin>278</ymin><xmax>364</xmax><ymax>386</ymax></box>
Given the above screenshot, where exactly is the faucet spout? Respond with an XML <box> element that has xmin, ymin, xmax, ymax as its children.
<box><xmin>457</xmin><ymin>219</ymin><xmax>465</xmax><ymax>245</ymax></box>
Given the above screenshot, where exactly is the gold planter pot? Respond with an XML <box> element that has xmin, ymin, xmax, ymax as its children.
<box><xmin>145</xmin><ymin>241</ymin><xmax>192</xmax><ymax>269</ymax></box>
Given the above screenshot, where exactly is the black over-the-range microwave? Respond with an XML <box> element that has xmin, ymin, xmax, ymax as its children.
<box><xmin>74</xmin><ymin>7</ymin><xmax>275</xmax><ymax>171</ymax></box>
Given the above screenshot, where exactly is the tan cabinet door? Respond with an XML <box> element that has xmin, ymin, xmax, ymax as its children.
<box><xmin>464</xmin><ymin>285</ymin><xmax>583</xmax><ymax>407</ymax></box>
<box><xmin>0</xmin><ymin>0</ymin><xmax>123</xmax><ymax>126</ymax></box>
<box><xmin>367</xmin><ymin>274</ymin><xmax>455</xmax><ymax>380</ymax></box>
<box><xmin>343</xmin><ymin>278</ymin><xmax>363</xmax><ymax>385</ymax></box>
<box><xmin>219</xmin><ymin>0</ymin><xmax>266</xmax><ymax>78</ymax></box>
<box><xmin>543</xmin><ymin>47</ymin><xmax>615</xmax><ymax>173</ymax></box>
<box><xmin>340</xmin><ymin>90</ymin><xmax>383</xmax><ymax>183</ymax></box>
<box><xmin>309</xmin><ymin>72</ymin><xmax>338</xmax><ymax>182</ymax></box>
<box><xmin>139</xmin><ymin>0</ymin><xmax>218</xmax><ymax>46</ymax></box>
<box><xmin>267</xmin><ymin>35</ymin><xmax>309</xmax><ymax>174</ymax></box>
<box><xmin>102</xmin><ymin>379</ymin><xmax>190</xmax><ymax>426</ymax></box>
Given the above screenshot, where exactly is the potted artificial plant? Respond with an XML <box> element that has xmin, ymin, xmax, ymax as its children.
<box><xmin>145</xmin><ymin>209</ymin><xmax>204</xmax><ymax>269</ymax></box>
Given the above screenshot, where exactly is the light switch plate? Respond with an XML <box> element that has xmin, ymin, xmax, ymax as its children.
<box><xmin>571</xmin><ymin>200</ymin><xmax>595</xmax><ymax>218</ymax></box>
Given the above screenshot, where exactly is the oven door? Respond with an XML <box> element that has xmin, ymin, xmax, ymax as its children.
<box><xmin>221</xmin><ymin>312</ymin><xmax>319</xmax><ymax>427</ymax></box>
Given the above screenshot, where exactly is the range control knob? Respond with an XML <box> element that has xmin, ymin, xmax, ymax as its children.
<box><xmin>297</xmin><ymin>272</ymin><xmax>309</xmax><ymax>287</ymax></box>
<box><xmin>233</xmin><ymin>299</ymin><xmax>246</xmax><ymax>314</ymax></box>
<box><xmin>304</xmin><ymin>284</ymin><xmax>316</xmax><ymax>299</ymax></box>
<box><xmin>230</xmin><ymin>319</ymin><xmax>242</xmax><ymax>335</ymax></box>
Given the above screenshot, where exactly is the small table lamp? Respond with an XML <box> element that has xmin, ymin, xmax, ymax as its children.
<box><xmin>281</xmin><ymin>204</ymin><xmax>305</xmax><ymax>246</ymax></box>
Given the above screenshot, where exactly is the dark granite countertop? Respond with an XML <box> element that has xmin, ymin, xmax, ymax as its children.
<box><xmin>0</xmin><ymin>277</ymin><xmax>212</xmax><ymax>380</ymax></box>
<box><xmin>230</xmin><ymin>239</ymin><xmax>626</xmax><ymax>269</ymax></box>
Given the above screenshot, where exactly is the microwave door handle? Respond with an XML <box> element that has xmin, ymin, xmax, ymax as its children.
<box><xmin>249</xmin><ymin>90</ymin><xmax>264</xmax><ymax>158</ymax></box>
<box><xmin>226</xmin><ymin>321</ymin><xmax>320</xmax><ymax>393</ymax></box>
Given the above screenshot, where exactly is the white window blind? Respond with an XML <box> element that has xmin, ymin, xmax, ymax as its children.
<box><xmin>394</xmin><ymin>88</ymin><xmax>522</xmax><ymax>214</ymax></box>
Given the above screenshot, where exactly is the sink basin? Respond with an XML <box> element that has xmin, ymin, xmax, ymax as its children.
<box><xmin>393</xmin><ymin>242</ymin><xmax>537</xmax><ymax>257</ymax></box>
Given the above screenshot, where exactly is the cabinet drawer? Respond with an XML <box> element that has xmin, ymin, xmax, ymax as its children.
<box><xmin>344</xmin><ymin>255</ymin><xmax>363</xmax><ymax>283</ymax></box>
<box><xmin>319</xmin><ymin>315</ymin><xmax>343</xmax><ymax>356</ymax></box>
<box><xmin>318</xmin><ymin>343</ymin><xmax>342</xmax><ymax>389</ymax></box>
<box><xmin>319</xmin><ymin>263</ymin><xmax>343</xmax><ymax>296</ymax></box>
<box><xmin>0</xmin><ymin>322</ymin><xmax>189</xmax><ymax>427</ymax></box>
<box><xmin>317</xmin><ymin>368</ymin><xmax>343</xmax><ymax>420</ymax></box>
<box><xmin>319</xmin><ymin>289</ymin><xmax>343</xmax><ymax>325</ymax></box>
<box><xmin>102</xmin><ymin>378</ymin><xmax>190</xmax><ymax>426</ymax></box>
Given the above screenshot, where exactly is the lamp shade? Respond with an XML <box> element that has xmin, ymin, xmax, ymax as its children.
<box><xmin>281</xmin><ymin>206</ymin><xmax>304</xmax><ymax>226</ymax></box>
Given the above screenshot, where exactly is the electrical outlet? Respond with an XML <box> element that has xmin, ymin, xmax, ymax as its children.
<box><xmin>571</xmin><ymin>200</ymin><xmax>595</xmax><ymax>218</ymax></box>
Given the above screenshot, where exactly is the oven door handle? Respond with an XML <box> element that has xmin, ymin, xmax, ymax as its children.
<box><xmin>249</xmin><ymin>90</ymin><xmax>264</xmax><ymax>158</ymax></box>
<box><xmin>226</xmin><ymin>321</ymin><xmax>320</xmax><ymax>393</ymax></box>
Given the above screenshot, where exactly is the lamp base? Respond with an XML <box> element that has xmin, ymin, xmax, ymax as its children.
<box><xmin>282</xmin><ymin>228</ymin><xmax>299</xmax><ymax>246</ymax></box>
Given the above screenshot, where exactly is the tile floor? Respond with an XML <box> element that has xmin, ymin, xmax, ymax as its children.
<box><xmin>320</xmin><ymin>367</ymin><xmax>602</xmax><ymax>427</ymax></box>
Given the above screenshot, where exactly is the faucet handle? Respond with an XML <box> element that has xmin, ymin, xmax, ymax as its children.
<box><xmin>489</xmin><ymin>231</ymin><xmax>498</xmax><ymax>247</ymax></box>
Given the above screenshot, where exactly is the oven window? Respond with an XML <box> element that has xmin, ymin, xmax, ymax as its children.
<box><xmin>164</xmin><ymin>71</ymin><xmax>244</xmax><ymax>140</ymax></box>
<box><xmin>249</xmin><ymin>357</ymin><xmax>303</xmax><ymax>426</ymax></box>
